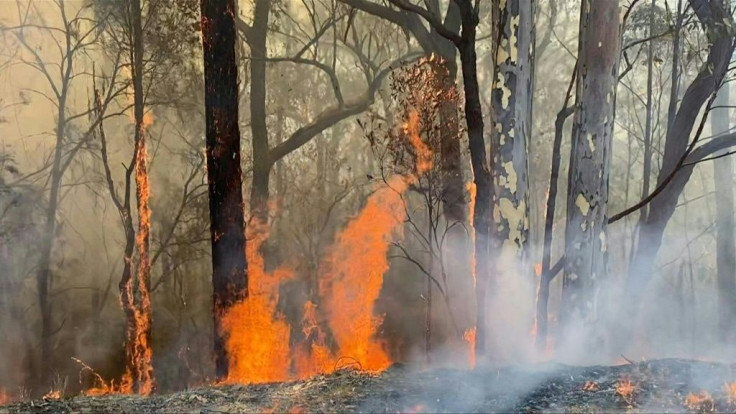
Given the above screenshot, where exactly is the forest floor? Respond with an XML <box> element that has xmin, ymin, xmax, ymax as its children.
<box><xmin>2</xmin><ymin>359</ymin><xmax>736</xmax><ymax>413</ymax></box>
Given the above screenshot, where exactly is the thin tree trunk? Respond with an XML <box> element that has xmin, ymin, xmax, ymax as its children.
<box><xmin>128</xmin><ymin>0</ymin><xmax>154</xmax><ymax>394</ymax></box>
<box><xmin>454</xmin><ymin>9</ymin><xmax>491</xmax><ymax>359</ymax></box>
<box><xmin>487</xmin><ymin>0</ymin><xmax>535</xmax><ymax>357</ymax></box>
<box><xmin>711</xmin><ymin>85</ymin><xmax>736</xmax><ymax>341</ymax></box>
<box><xmin>249</xmin><ymin>0</ymin><xmax>271</xmax><ymax>219</ymax></box>
<box><xmin>535</xmin><ymin>66</ymin><xmax>576</xmax><ymax>351</ymax></box>
<box><xmin>561</xmin><ymin>0</ymin><xmax>620</xmax><ymax>335</ymax></box>
<box><xmin>626</xmin><ymin>0</ymin><xmax>733</xmax><ymax>299</ymax></box>
<box><xmin>200</xmin><ymin>0</ymin><xmax>249</xmax><ymax>380</ymax></box>
<box><xmin>639</xmin><ymin>0</ymin><xmax>655</xmax><ymax>223</ymax></box>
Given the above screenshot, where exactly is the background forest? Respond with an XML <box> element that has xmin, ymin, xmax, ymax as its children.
<box><xmin>0</xmin><ymin>0</ymin><xmax>735</xmax><ymax>400</ymax></box>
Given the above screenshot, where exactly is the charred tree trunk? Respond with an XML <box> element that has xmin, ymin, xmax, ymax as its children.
<box><xmin>127</xmin><ymin>0</ymin><xmax>154</xmax><ymax>394</ymax></box>
<box><xmin>435</xmin><ymin>5</ymin><xmax>466</xmax><ymax>223</ymax></box>
<box><xmin>561</xmin><ymin>0</ymin><xmax>620</xmax><ymax>334</ymax></box>
<box><xmin>451</xmin><ymin>4</ymin><xmax>491</xmax><ymax>359</ymax></box>
<box><xmin>249</xmin><ymin>0</ymin><xmax>271</xmax><ymax>220</ymax></box>
<box><xmin>625</xmin><ymin>0</ymin><xmax>734</xmax><ymax>300</ymax></box>
<box><xmin>535</xmin><ymin>67</ymin><xmax>576</xmax><ymax>351</ymax></box>
<box><xmin>200</xmin><ymin>0</ymin><xmax>249</xmax><ymax>380</ymax></box>
<box><xmin>712</xmin><ymin>86</ymin><xmax>736</xmax><ymax>340</ymax></box>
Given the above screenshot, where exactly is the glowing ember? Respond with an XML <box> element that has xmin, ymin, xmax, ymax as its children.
<box><xmin>404</xmin><ymin>403</ymin><xmax>427</xmax><ymax>413</ymax></box>
<box><xmin>42</xmin><ymin>390</ymin><xmax>60</xmax><ymax>401</ymax></box>
<box><xmin>582</xmin><ymin>381</ymin><xmax>598</xmax><ymax>392</ymax></box>
<box><xmin>685</xmin><ymin>391</ymin><xmax>714</xmax><ymax>412</ymax></box>
<box><xmin>0</xmin><ymin>389</ymin><xmax>12</xmax><ymax>405</ymax></box>
<box><xmin>615</xmin><ymin>379</ymin><xmax>636</xmax><ymax>405</ymax></box>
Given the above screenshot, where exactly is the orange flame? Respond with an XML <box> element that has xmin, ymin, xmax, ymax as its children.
<box><xmin>318</xmin><ymin>174</ymin><xmax>409</xmax><ymax>372</ymax></box>
<box><xmin>131</xmin><ymin>124</ymin><xmax>154</xmax><ymax>395</ymax></box>
<box><xmin>685</xmin><ymin>391</ymin><xmax>714</xmax><ymax>411</ymax></box>
<box><xmin>463</xmin><ymin>328</ymin><xmax>476</xmax><ymax>369</ymax></box>
<box><xmin>615</xmin><ymin>379</ymin><xmax>636</xmax><ymax>405</ymax></box>
<box><xmin>42</xmin><ymin>390</ymin><xmax>61</xmax><ymax>400</ymax></box>
<box><xmin>294</xmin><ymin>301</ymin><xmax>333</xmax><ymax>378</ymax></box>
<box><xmin>725</xmin><ymin>382</ymin><xmax>736</xmax><ymax>405</ymax></box>
<box><xmin>0</xmin><ymin>389</ymin><xmax>12</xmax><ymax>405</ymax></box>
<box><xmin>222</xmin><ymin>110</ymin><xmax>431</xmax><ymax>384</ymax></box>
<box><xmin>466</xmin><ymin>182</ymin><xmax>477</xmax><ymax>366</ymax></box>
<box><xmin>403</xmin><ymin>111</ymin><xmax>432</xmax><ymax>174</ymax></box>
<box><xmin>582</xmin><ymin>381</ymin><xmax>598</xmax><ymax>392</ymax></box>
<box><xmin>223</xmin><ymin>220</ymin><xmax>294</xmax><ymax>384</ymax></box>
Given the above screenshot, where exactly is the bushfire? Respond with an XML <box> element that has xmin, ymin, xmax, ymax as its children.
<box><xmin>221</xmin><ymin>110</ymin><xmax>435</xmax><ymax>383</ymax></box>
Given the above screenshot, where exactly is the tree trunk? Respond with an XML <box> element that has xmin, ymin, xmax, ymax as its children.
<box><xmin>127</xmin><ymin>0</ymin><xmax>154</xmax><ymax>394</ymax></box>
<box><xmin>249</xmin><ymin>0</ymin><xmax>271</xmax><ymax>220</ymax></box>
<box><xmin>638</xmin><ymin>0</ymin><xmax>655</xmax><ymax>223</ymax></box>
<box><xmin>200</xmin><ymin>0</ymin><xmax>249</xmax><ymax>380</ymax></box>
<box><xmin>626</xmin><ymin>0</ymin><xmax>733</xmax><ymax>299</ymax></box>
<box><xmin>453</xmin><ymin>8</ymin><xmax>491</xmax><ymax>359</ymax></box>
<box><xmin>487</xmin><ymin>0</ymin><xmax>534</xmax><ymax>353</ymax></box>
<box><xmin>561</xmin><ymin>0</ymin><xmax>620</xmax><ymax>336</ymax></box>
<box><xmin>712</xmin><ymin>85</ymin><xmax>736</xmax><ymax>341</ymax></box>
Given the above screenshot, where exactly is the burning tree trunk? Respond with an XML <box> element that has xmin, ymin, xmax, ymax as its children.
<box><xmin>624</xmin><ymin>0</ymin><xmax>734</xmax><ymax>302</ymax></box>
<box><xmin>122</xmin><ymin>0</ymin><xmax>155</xmax><ymax>394</ymax></box>
<box><xmin>487</xmin><ymin>0</ymin><xmax>535</xmax><ymax>353</ymax></box>
<box><xmin>200</xmin><ymin>0</ymin><xmax>249</xmax><ymax>380</ymax></box>
<box><xmin>455</xmin><ymin>5</ymin><xmax>492</xmax><ymax>360</ymax></box>
<box><xmin>561</xmin><ymin>0</ymin><xmax>620</xmax><ymax>334</ymax></box>
<box><xmin>711</xmin><ymin>85</ymin><xmax>736</xmax><ymax>341</ymax></box>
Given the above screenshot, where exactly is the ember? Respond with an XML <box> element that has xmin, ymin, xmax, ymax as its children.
<box><xmin>582</xmin><ymin>381</ymin><xmax>598</xmax><ymax>392</ymax></box>
<box><xmin>615</xmin><ymin>379</ymin><xmax>636</xmax><ymax>405</ymax></box>
<box><xmin>685</xmin><ymin>391</ymin><xmax>715</xmax><ymax>412</ymax></box>
<box><xmin>724</xmin><ymin>382</ymin><xmax>736</xmax><ymax>405</ymax></box>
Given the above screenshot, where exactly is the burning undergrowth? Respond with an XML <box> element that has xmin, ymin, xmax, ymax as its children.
<box><xmin>220</xmin><ymin>109</ymin><xmax>432</xmax><ymax>384</ymax></box>
<box><xmin>5</xmin><ymin>359</ymin><xmax>736</xmax><ymax>413</ymax></box>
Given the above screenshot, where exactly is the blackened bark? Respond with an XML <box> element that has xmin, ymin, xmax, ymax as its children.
<box><xmin>200</xmin><ymin>0</ymin><xmax>249</xmax><ymax>380</ymax></box>
<box><xmin>535</xmin><ymin>66</ymin><xmax>576</xmax><ymax>351</ymax></box>
<box><xmin>452</xmin><ymin>4</ymin><xmax>491</xmax><ymax>358</ymax></box>
<box><xmin>561</xmin><ymin>0</ymin><xmax>620</xmax><ymax>333</ymax></box>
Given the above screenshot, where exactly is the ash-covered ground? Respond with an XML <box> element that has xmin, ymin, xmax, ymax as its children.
<box><xmin>2</xmin><ymin>359</ymin><xmax>736</xmax><ymax>413</ymax></box>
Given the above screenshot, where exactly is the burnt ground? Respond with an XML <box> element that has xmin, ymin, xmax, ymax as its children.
<box><xmin>3</xmin><ymin>359</ymin><xmax>736</xmax><ymax>413</ymax></box>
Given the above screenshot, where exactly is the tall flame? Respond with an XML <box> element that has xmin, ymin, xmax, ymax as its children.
<box><xmin>131</xmin><ymin>121</ymin><xmax>154</xmax><ymax>394</ymax></box>
<box><xmin>222</xmin><ymin>110</ymin><xmax>431</xmax><ymax>383</ymax></box>
<box><xmin>223</xmin><ymin>221</ymin><xmax>294</xmax><ymax>384</ymax></box>
<box><xmin>466</xmin><ymin>181</ymin><xmax>477</xmax><ymax>368</ymax></box>
<box><xmin>318</xmin><ymin>174</ymin><xmax>410</xmax><ymax>372</ymax></box>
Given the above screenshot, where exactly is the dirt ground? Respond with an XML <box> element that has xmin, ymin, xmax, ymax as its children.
<box><xmin>2</xmin><ymin>359</ymin><xmax>736</xmax><ymax>413</ymax></box>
